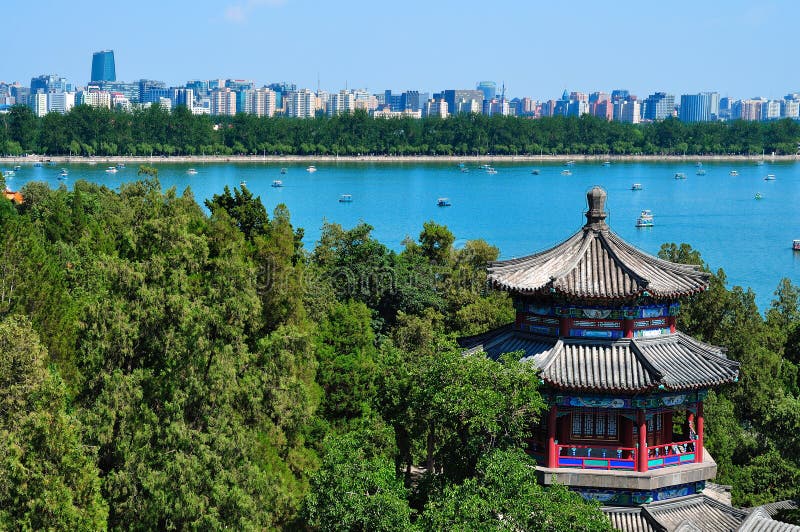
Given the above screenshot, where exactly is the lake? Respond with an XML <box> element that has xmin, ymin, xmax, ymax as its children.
<box><xmin>6</xmin><ymin>159</ymin><xmax>800</xmax><ymax>311</ymax></box>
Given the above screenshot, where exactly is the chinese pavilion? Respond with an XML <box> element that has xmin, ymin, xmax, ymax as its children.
<box><xmin>459</xmin><ymin>186</ymin><xmax>740</xmax><ymax>506</ymax></box>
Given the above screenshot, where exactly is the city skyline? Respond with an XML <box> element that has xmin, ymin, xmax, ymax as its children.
<box><xmin>3</xmin><ymin>0</ymin><xmax>799</xmax><ymax>100</ymax></box>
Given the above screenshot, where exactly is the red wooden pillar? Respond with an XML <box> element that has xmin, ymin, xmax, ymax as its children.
<box><xmin>559</xmin><ymin>317</ymin><xmax>572</xmax><ymax>338</ymax></box>
<box><xmin>667</xmin><ymin>315</ymin><xmax>677</xmax><ymax>334</ymax></box>
<box><xmin>696</xmin><ymin>402</ymin><xmax>704</xmax><ymax>463</ymax></box>
<box><xmin>637</xmin><ymin>409</ymin><xmax>648</xmax><ymax>472</ymax></box>
<box><xmin>623</xmin><ymin>318</ymin><xmax>634</xmax><ymax>339</ymax></box>
<box><xmin>547</xmin><ymin>406</ymin><xmax>558</xmax><ymax>468</ymax></box>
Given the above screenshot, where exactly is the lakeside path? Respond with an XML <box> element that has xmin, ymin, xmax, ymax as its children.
<box><xmin>3</xmin><ymin>154</ymin><xmax>800</xmax><ymax>164</ymax></box>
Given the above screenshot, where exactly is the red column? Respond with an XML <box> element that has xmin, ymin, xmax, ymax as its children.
<box><xmin>668</xmin><ymin>316</ymin><xmax>676</xmax><ymax>334</ymax></box>
<box><xmin>623</xmin><ymin>319</ymin><xmax>634</xmax><ymax>339</ymax></box>
<box><xmin>696</xmin><ymin>403</ymin><xmax>704</xmax><ymax>463</ymax></box>
<box><xmin>547</xmin><ymin>406</ymin><xmax>558</xmax><ymax>468</ymax></box>
<box><xmin>559</xmin><ymin>317</ymin><xmax>572</xmax><ymax>337</ymax></box>
<box><xmin>637</xmin><ymin>409</ymin><xmax>648</xmax><ymax>472</ymax></box>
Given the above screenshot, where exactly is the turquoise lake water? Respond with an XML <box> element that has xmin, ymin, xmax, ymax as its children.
<box><xmin>6</xmin><ymin>159</ymin><xmax>800</xmax><ymax>311</ymax></box>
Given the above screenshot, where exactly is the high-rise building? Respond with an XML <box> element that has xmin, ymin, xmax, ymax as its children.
<box><xmin>611</xmin><ymin>89</ymin><xmax>630</xmax><ymax>102</ymax></box>
<box><xmin>171</xmin><ymin>88</ymin><xmax>195</xmax><ymax>111</ymax></box>
<box><xmin>383</xmin><ymin>90</ymin><xmax>403</xmax><ymax>112</ymax></box>
<box><xmin>423</xmin><ymin>98</ymin><xmax>448</xmax><ymax>118</ymax></box>
<box><xmin>477</xmin><ymin>81</ymin><xmax>497</xmax><ymax>101</ymax></box>
<box><xmin>615</xmin><ymin>100</ymin><xmax>641</xmax><ymax>123</ymax></box>
<box><xmin>30</xmin><ymin>92</ymin><xmax>48</xmax><ymax>117</ymax></box>
<box><xmin>47</xmin><ymin>91</ymin><xmax>76</xmax><ymax>114</ymax></box>
<box><xmin>78</xmin><ymin>90</ymin><xmax>112</xmax><ymax>109</ymax></box>
<box><xmin>781</xmin><ymin>98</ymin><xmax>799</xmax><ymax>119</ymax></box>
<box><xmin>400</xmin><ymin>91</ymin><xmax>428</xmax><ymax>112</ymax></box>
<box><xmin>592</xmin><ymin>99</ymin><xmax>613</xmax><ymax>121</ymax></box>
<box><xmin>90</xmin><ymin>50</ymin><xmax>116</xmax><ymax>82</ymax></box>
<box><xmin>30</xmin><ymin>74</ymin><xmax>73</xmax><ymax>94</ymax></box>
<box><xmin>329</xmin><ymin>90</ymin><xmax>356</xmax><ymax>116</ymax></box>
<box><xmin>139</xmin><ymin>79</ymin><xmax>166</xmax><ymax>103</ymax></box>
<box><xmin>679</xmin><ymin>93</ymin><xmax>712</xmax><ymax>122</ymax></box>
<box><xmin>442</xmin><ymin>89</ymin><xmax>484</xmax><ymax>115</ymax></box>
<box><xmin>210</xmin><ymin>88</ymin><xmax>237</xmax><ymax>116</ymax></box>
<box><xmin>762</xmin><ymin>100</ymin><xmax>781</xmax><ymax>120</ymax></box>
<box><xmin>642</xmin><ymin>92</ymin><xmax>675</xmax><ymax>121</ymax></box>
<box><xmin>284</xmin><ymin>89</ymin><xmax>316</xmax><ymax>118</ymax></box>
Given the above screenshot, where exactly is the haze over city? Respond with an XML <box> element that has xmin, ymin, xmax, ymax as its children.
<box><xmin>4</xmin><ymin>0</ymin><xmax>798</xmax><ymax>99</ymax></box>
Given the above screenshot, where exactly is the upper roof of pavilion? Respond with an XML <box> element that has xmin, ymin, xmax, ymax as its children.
<box><xmin>487</xmin><ymin>186</ymin><xmax>710</xmax><ymax>301</ymax></box>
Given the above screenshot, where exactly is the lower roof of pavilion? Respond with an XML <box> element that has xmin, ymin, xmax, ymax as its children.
<box><xmin>458</xmin><ymin>324</ymin><xmax>739</xmax><ymax>394</ymax></box>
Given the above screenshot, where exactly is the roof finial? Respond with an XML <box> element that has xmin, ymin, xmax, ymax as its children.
<box><xmin>585</xmin><ymin>186</ymin><xmax>608</xmax><ymax>228</ymax></box>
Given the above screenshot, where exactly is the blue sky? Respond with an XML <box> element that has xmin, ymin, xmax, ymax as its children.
<box><xmin>3</xmin><ymin>0</ymin><xmax>798</xmax><ymax>100</ymax></box>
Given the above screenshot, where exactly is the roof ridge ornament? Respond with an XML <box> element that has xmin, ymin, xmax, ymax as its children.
<box><xmin>585</xmin><ymin>185</ymin><xmax>608</xmax><ymax>229</ymax></box>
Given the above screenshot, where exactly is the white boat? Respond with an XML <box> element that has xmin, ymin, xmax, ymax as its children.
<box><xmin>696</xmin><ymin>161</ymin><xmax>703</xmax><ymax>167</ymax></box>
<box><xmin>186</xmin><ymin>168</ymin><xmax>198</xmax><ymax>175</ymax></box>
<box><xmin>306</xmin><ymin>165</ymin><xmax>317</xmax><ymax>173</ymax></box>
<box><xmin>339</xmin><ymin>194</ymin><xmax>353</xmax><ymax>203</ymax></box>
<box><xmin>13</xmin><ymin>165</ymin><xmax>21</xmax><ymax>170</ymax></box>
<box><xmin>674</xmin><ymin>172</ymin><xmax>686</xmax><ymax>179</ymax></box>
<box><xmin>756</xmin><ymin>160</ymin><xmax>765</xmax><ymax>166</ymax></box>
<box><xmin>764</xmin><ymin>174</ymin><xmax>776</xmax><ymax>181</ymax></box>
<box><xmin>755</xmin><ymin>192</ymin><xmax>763</xmax><ymax>200</ymax></box>
<box><xmin>631</xmin><ymin>183</ymin><xmax>643</xmax><ymax>191</ymax></box>
<box><xmin>565</xmin><ymin>160</ymin><xmax>575</xmax><ymax>166</ymax></box>
<box><xmin>729</xmin><ymin>170</ymin><xmax>739</xmax><ymax>176</ymax></box>
<box><xmin>105</xmin><ymin>166</ymin><xmax>118</xmax><ymax>174</ymax></box>
<box><xmin>602</xmin><ymin>161</ymin><xmax>611</xmax><ymax>166</ymax></box>
<box><xmin>2</xmin><ymin>170</ymin><xmax>15</xmax><ymax>177</ymax></box>
<box><xmin>116</xmin><ymin>163</ymin><xmax>125</xmax><ymax>169</ymax></box>
<box><xmin>280</xmin><ymin>168</ymin><xmax>287</xmax><ymax>175</ymax></box>
<box><xmin>793</xmin><ymin>239</ymin><xmax>800</xmax><ymax>251</ymax></box>
<box><xmin>59</xmin><ymin>169</ymin><xmax>68</xmax><ymax>177</ymax></box>
<box><xmin>486</xmin><ymin>167</ymin><xmax>497</xmax><ymax>174</ymax></box>
<box><xmin>531</xmin><ymin>169</ymin><xmax>540</xmax><ymax>175</ymax></box>
<box><xmin>636</xmin><ymin>210</ymin><xmax>654</xmax><ymax>228</ymax></box>
<box><xmin>272</xmin><ymin>180</ymin><xmax>283</xmax><ymax>187</ymax></box>
<box><xmin>696</xmin><ymin>169</ymin><xmax>706</xmax><ymax>176</ymax></box>
<box><xmin>561</xmin><ymin>169</ymin><xmax>572</xmax><ymax>176</ymax></box>
<box><xmin>437</xmin><ymin>197</ymin><xmax>451</xmax><ymax>207</ymax></box>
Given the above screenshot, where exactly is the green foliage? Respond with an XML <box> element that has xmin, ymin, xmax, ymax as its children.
<box><xmin>302</xmin><ymin>429</ymin><xmax>413</xmax><ymax>531</ymax></box>
<box><xmin>3</xmin><ymin>106</ymin><xmax>800</xmax><ymax>155</ymax></box>
<box><xmin>418</xmin><ymin>449</ymin><xmax>613</xmax><ymax>531</ymax></box>
<box><xmin>0</xmin><ymin>316</ymin><xmax>108</xmax><ymax>530</ymax></box>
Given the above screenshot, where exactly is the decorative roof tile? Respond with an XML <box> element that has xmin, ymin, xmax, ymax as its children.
<box><xmin>458</xmin><ymin>327</ymin><xmax>739</xmax><ymax>393</ymax></box>
<box><xmin>487</xmin><ymin>187</ymin><xmax>710</xmax><ymax>301</ymax></box>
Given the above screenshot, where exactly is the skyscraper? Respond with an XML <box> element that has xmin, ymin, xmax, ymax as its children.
<box><xmin>642</xmin><ymin>92</ymin><xmax>675</xmax><ymax>121</ymax></box>
<box><xmin>476</xmin><ymin>81</ymin><xmax>497</xmax><ymax>101</ymax></box>
<box><xmin>91</xmin><ymin>50</ymin><xmax>116</xmax><ymax>82</ymax></box>
<box><xmin>679</xmin><ymin>93</ymin><xmax>712</xmax><ymax>122</ymax></box>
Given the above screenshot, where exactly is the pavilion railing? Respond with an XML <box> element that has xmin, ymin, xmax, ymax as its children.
<box><xmin>555</xmin><ymin>443</ymin><xmax>637</xmax><ymax>470</ymax></box>
<box><xmin>646</xmin><ymin>439</ymin><xmax>698</xmax><ymax>469</ymax></box>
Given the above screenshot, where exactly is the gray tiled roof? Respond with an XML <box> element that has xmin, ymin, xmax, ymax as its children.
<box><xmin>644</xmin><ymin>495</ymin><xmax>749</xmax><ymax>532</ymax></box>
<box><xmin>603</xmin><ymin>506</ymin><xmax>657</xmax><ymax>532</ymax></box>
<box><xmin>487</xmin><ymin>225</ymin><xmax>710</xmax><ymax>301</ymax></box>
<box><xmin>458</xmin><ymin>327</ymin><xmax>739</xmax><ymax>392</ymax></box>
<box><xmin>739</xmin><ymin>507</ymin><xmax>800</xmax><ymax>532</ymax></box>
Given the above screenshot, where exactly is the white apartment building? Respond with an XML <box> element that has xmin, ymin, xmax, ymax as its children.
<box><xmin>781</xmin><ymin>99</ymin><xmax>800</xmax><ymax>119</ymax></box>
<box><xmin>423</xmin><ymin>98</ymin><xmax>449</xmax><ymax>119</ymax></box>
<box><xmin>31</xmin><ymin>92</ymin><xmax>48</xmax><ymax>117</ymax></box>
<box><xmin>78</xmin><ymin>90</ymin><xmax>112</xmax><ymax>109</ymax></box>
<box><xmin>762</xmin><ymin>100</ymin><xmax>781</xmax><ymax>120</ymax></box>
<box><xmin>328</xmin><ymin>90</ymin><xmax>356</xmax><ymax>116</ymax></box>
<box><xmin>47</xmin><ymin>91</ymin><xmax>75</xmax><ymax>114</ymax></box>
<box><xmin>210</xmin><ymin>88</ymin><xmax>236</xmax><ymax>116</ymax></box>
<box><xmin>285</xmin><ymin>89</ymin><xmax>316</xmax><ymax>118</ymax></box>
<box><xmin>240</xmin><ymin>88</ymin><xmax>276</xmax><ymax>117</ymax></box>
<box><xmin>372</xmin><ymin>109</ymin><xmax>422</xmax><ymax>119</ymax></box>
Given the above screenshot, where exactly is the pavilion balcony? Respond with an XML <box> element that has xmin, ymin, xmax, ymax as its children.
<box><xmin>556</xmin><ymin>444</ymin><xmax>636</xmax><ymax>471</ymax></box>
<box><xmin>645</xmin><ymin>440</ymin><xmax>697</xmax><ymax>469</ymax></box>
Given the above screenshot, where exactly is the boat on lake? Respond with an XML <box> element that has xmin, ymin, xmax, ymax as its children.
<box><xmin>2</xmin><ymin>170</ymin><xmax>15</xmax><ymax>178</ymax></box>
<box><xmin>307</xmin><ymin>165</ymin><xmax>317</xmax><ymax>173</ymax></box>
<box><xmin>565</xmin><ymin>160</ymin><xmax>575</xmax><ymax>166</ymax></box>
<box><xmin>13</xmin><ymin>165</ymin><xmax>21</xmax><ymax>171</ymax></box>
<box><xmin>116</xmin><ymin>163</ymin><xmax>125</xmax><ymax>169</ymax></box>
<box><xmin>486</xmin><ymin>167</ymin><xmax>497</xmax><ymax>174</ymax></box>
<box><xmin>755</xmin><ymin>192</ymin><xmax>763</xmax><ymax>200</ymax></box>
<box><xmin>696</xmin><ymin>169</ymin><xmax>706</xmax><ymax>176</ymax></box>
<box><xmin>793</xmin><ymin>240</ymin><xmax>800</xmax><ymax>251</ymax></box>
<box><xmin>437</xmin><ymin>197</ymin><xmax>451</xmax><ymax>207</ymax></box>
<box><xmin>105</xmin><ymin>166</ymin><xmax>118</xmax><ymax>174</ymax></box>
<box><xmin>730</xmin><ymin>170</ymin><xmax>739</xmax><ymax>176</ymax></box>
<box><xmin>531</xmin><ymin>169</ymin><xmax>540</xmax><ymax>175</ymax></box>
<box><xmin>764</xmin><ymin>174</ymin><xmax>776</xmax><ymax>181</ymax></box>
<box><xmin>635</xmin><ymin>210</ymin><xmax>654</xmax><ymax>228</ymax></box>
<box><xmin>272</xmin><ymin>180</ymin><xmax>283</xmax><ymax>187</ymax></box>
<box><xmin>339</xmin><ymin>194</ymin><xmax>353</xmax><ymax>203</ymax></box>
<box><xmin>696</xmin><ymin>161</ymin><xmax>703</xmax><ymax>167</ymax></box>
<box><xmin>674</xmin><ymin>172</ymin><xmax>686</xmax><ymax>179</ymax></box>
<box><xmin>280</xmin><ymin>168</ymin><xmax>287</xmax><ymax>174</ymax></box>
<box><xmin>59</xmin><ymin>169</ymin><xmax>68</xmax><ymax>177</ymax></box>
<box><xmin>631</xmin><ymin>183</ymin><xmax>643</xmax><ymax>191</ymax></box>
<box><xmin>186</xmin><ymin>168</ymin><xmax>198</xmax><ymax>175</ymax></box>
<box><xmin>561</xmin><ymin>169</ymin><xmax>572</xmax><ymax>176</ymax></box>
<box><xmin>757</xmin><ymin>160</ymin><xmax>765</xmax><ymax>166</ymax></box>
<box><xmin>603</xmin><ymin>161</ymin><xmax>611</xmax><ymax>166</ymax></box>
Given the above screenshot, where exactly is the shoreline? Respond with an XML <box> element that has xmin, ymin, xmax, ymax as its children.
<box><xmin>2</xmin><ymin>153</ymin><xmax>798</xmax><ymax>164</ymax></box>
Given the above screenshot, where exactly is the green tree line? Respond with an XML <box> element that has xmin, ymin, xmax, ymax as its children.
<box><xmin>2</xmin><ymin>103</ymin><xmax>800</xmax><ymax>157</ymax></box>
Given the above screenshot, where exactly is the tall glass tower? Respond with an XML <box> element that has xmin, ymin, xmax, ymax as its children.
<box><xmin>91</xmin><ymin>50</ymin><xmax>116</xmax><ymax>82</ymax></box>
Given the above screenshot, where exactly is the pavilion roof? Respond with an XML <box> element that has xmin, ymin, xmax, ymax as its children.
<box><xmin>458</xmin><ymin>326</ymin><xmax>739</xmax><ymax>393</ymax></box>
<box><xmin>487</xmin><ymin>186</ymin><xmax>710</xmax><ymax>301</ymax></box>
